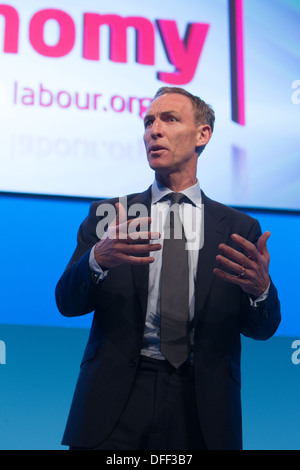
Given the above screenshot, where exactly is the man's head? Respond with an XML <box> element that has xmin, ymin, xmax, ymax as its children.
<box><xmin>143</xmin><ymin>87</ymin><xmax>214</xmax><ymax>183</ymax></box>
<box><xmin>153</xmin><ymin>87</ymin><xmax>215</xmax><ymax>134</ymax></box>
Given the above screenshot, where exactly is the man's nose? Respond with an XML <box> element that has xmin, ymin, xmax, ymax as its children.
<box><xmin>150</xmin><ymin>119</ymin><xmax>163</xmax><ymax>138</ymax></box>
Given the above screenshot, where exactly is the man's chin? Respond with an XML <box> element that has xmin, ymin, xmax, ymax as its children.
<box><xmin>148</xmin><ymin>155</ymin><xmax>168</xmax><ymax>169</ymax></box>
<box><xmin>149</xmin><ymin>162</ymin><xmax>171</xmax><ymax>174</ymax></box>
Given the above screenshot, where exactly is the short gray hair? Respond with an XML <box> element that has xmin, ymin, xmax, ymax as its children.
<box><xmin>153</xmin><ymin>86</ymin><xmax>215</xmax><ymax>132</ymax></box>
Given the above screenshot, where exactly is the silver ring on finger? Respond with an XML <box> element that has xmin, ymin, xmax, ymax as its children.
<box><xmin>238</xmin><ymin>267</ymin><xmax>246</xmax><ymax>278</ymax></box>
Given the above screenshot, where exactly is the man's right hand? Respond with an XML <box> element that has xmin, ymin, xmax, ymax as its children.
<box><xmin>94</xmin><ymin>202</ymin><xmax>161</xmax><ymax>268</ymax></box>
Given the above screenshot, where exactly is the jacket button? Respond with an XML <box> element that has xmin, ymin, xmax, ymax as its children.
<box><xmin>129</xmin><ymin>359</ymin><xmax>137</xmax><ymax>368</ymax></box>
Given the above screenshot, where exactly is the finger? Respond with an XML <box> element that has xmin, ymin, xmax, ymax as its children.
<box><xmin>116</xmin><ymin>216</ymin><xmax>153</xmax><ymax>240</ymax></box>
<box><xmin>125</xmin><ymin>217</ymin><xmax>161</xmax><ymax>242</ymax></box>
<box><xmin>110</xmin><ymin>229</ymin><xmax>160</xmax><ymax>243</ymax></box>
<box><xmin>107</xmin><ymin>203</ymin><xmax>127</xmax><ymax>236</ymax></box>
<box><xmin>114</xmin><ymin>204</ymin><xmax>141</xmax><ymax>239</ymax></box>
<box><xmin>127</xmin><ymin>216</ymin><xmax>150</xmax><ymax>227</ymax></box>
<box><xmin>123</xmin><ymin>255</ymin><xmax>157</xmax><ymax>265</ymax></box>
<box><xmin>112</xmin><ymin>250</ymin><xmax>159</xmax><ymax>266</ymax></box>
<box><xmin>218</xmin><ymin>243</ymin><xmax>254</xmax><ymax>269</ymax></box>
<box><xmin>128</xmin><ymin>230</ymin><xmax>161</xmax><ymax>241</ymax></box>
<box><xmin>231</xmin><ymin>234</ymin><xmax>259</xmax><ymax>261</ymax></box>
<box><xmin>127</xmin><ymin>216</ymin><xmax>151</xmax><ymax>233</ymax></box>
<box><xmin>257</xmin><ymin>231</ymin><xmax>271</xmax><ymax>256</ymax></box>
<box><xmin>115</xmin><ymin>202</ymin><xmax>127</xmax><ymax>227</ymax></box>
<box><xmin>216</xmin><ymin>254</ymin><xmax>249</xmax><ymax>276</ymax></box>
<box><xmin>116</xmin><ymin>242</ymin><xmax>162</xmax><ymax>254</ymax></box>
<box><xmin>213</xmin><ymin>267</ymin><xmax>248</xmax><ymax>286</ymax></box>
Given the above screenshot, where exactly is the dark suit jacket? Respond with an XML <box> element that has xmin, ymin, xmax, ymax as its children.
<box><xmin>55</xmin><ymin>187</ymin><xmax>281</xmax><ymax>450</ymax></box>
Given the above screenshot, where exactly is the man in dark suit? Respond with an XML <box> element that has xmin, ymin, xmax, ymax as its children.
<box><xmin>55</xmin><ymin>87</ymin><xmax>281</xmax><ymax>450</ymax></box>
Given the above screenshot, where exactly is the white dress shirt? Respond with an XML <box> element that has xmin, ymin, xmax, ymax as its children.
<box><xmin>140</xmin><ymin>179</ymin><xmax>203</xmax><ymax>359</ymax></box>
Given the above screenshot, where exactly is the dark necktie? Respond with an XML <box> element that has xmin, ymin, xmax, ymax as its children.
<box><xmin>160</xmin><ymin>192</ymin><xmax>190</xmax><ymax>368</ymax></box>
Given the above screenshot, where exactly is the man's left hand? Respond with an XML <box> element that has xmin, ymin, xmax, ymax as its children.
<box><xmin>214</xmin><ymin>231</ymin><xmax>271</xmax><ymax>299</ymax></box>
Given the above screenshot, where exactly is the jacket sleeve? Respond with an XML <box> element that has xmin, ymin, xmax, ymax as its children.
<box><xmin>55</xmin><ymin>201</ymin><xmax>107</xmax><ymax>317</ymax></box>
<box><xmin>240</xmin><ymin>278</ymin><xmax>281</xmax><ymax>340</ymax></box>
<box><xmin>239</xmin><ymin>219</ymin><xmax>281</xmax><ymax>340</ymax></box>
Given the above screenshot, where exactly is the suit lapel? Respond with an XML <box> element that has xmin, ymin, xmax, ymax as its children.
<box><xmin>193</xmin><ymin>193</ymin><xmax>230</xmax><ymax>326</ymax></box>
<box><xmin>128</xmin><ymin>187</ymin><xmax>152</xmax><ymax>320</ymax></box>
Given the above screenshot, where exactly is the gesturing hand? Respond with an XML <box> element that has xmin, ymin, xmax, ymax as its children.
<box><xmin>94</xmin><ymin>202</ymin><xmax>161</xmax><ymax>268</ymax></box>
<box><xmin>213</xmin><ymin>231</ymin><xmax>271</xmax><ymax>298</ymax></box>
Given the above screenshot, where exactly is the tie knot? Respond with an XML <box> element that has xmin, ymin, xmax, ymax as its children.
<box><xmin>170</xmin><ymin>192</ymin><xmax>186</xmax><ymax>205</ymax></box>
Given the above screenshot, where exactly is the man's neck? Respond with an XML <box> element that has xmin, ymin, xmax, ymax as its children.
<box><xmin>155</xmin><ymin>172</ymin><xmax>197</xmax><ymax>192</ymax></box>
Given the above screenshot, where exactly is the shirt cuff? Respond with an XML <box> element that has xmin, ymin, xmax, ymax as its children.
<box><xmin>89</xmin><ymin>245</ymin><xmax>109</xmax><ymax>284</ymax></box>
<box><xmin>248</xmin><ymin>282</ymin><xmax>270</xmax><ymax>307</ymax></box>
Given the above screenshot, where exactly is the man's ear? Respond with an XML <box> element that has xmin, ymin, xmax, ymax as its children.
<box><xmin>196</xmin><ymin>124</ymin><xmax>212</xmax><ymax>148</ymax></box>
<box><xmin>195</xmin><ymin>124</ymin><xmax>212</xmax><ymax>156</ymax></box>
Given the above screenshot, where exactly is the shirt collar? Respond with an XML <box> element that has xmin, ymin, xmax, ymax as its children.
<box><xmin>151</xmin><ymin>178</ymin><xmax>202</xmax><ymax>206</ymax></box>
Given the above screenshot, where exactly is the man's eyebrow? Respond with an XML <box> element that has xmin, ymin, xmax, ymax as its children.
<box><xmin>144</xmin><ymin>110</ymin><xmax>180</xmax><ymax>122</ymax></box>
<box><xmin>161</xmin><ymin>110</ymin><xmax>180</xmax><ymax>116</ymax></box>
<box><xmin>144</xmin><ymin>113</ymin><xmax>154</xmax><ymax>122</ymax></box>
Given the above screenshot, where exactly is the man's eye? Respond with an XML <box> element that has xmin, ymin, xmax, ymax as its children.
<box><xmin>168</xmin><ymin>116</ymin><xmax>177</xmax><ymax>122</ymax></box>
<box><xmin>144</xmin><ymin>119</ymin><xmax>153</xmax><ymax>128</ymax></box>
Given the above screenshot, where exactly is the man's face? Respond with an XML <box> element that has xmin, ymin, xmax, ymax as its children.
<box><xmin>143</xmin><ymin>93</ymin><xmax>206</xmax><ymax>177</ymax></box>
